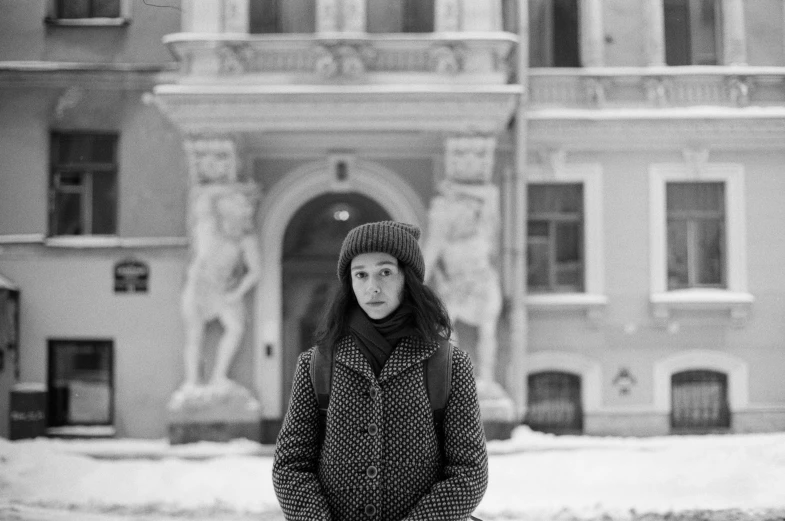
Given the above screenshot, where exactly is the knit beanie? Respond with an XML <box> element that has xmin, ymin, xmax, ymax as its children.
<box><xmin>337</xmin><ymin>221</ymin><xmax>425</xmax><ymax>283</ymax></box>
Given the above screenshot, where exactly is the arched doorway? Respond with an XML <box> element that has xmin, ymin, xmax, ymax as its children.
<box><xmin>280</xmin><ymin>193</ymin><xmax>390</xmax><ymax>409</ymax></box>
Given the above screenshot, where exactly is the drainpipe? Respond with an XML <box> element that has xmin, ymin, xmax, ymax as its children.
<box><xmin>509</xmin><ymin>0</ymin><xmax>530</xmax><ymax>422</ymax></box>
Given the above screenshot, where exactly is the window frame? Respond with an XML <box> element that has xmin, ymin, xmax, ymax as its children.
<box><xmin>649</xmin><ymin>162</ymin><xmax>752</xmax><ymax>325</ymax></box>
<box><xmin>525</xmin><ymin>162</ymin><xmax>606</xmax><ymax>321</ymax></box>
<box><xmin>46</xmin><ymin>338</ymin><xmax>115</xmax><ymax>430</ymax></box>
<box><xmin>45</xmin><ymin>0</ymin><xmax>131</xmax><ymax>26</ymax></box>
<box><xmin>666</xmin><ymin>181</ymin><xmax>727</xmax><ymax>290</ymax></box>
<box><xmin>527</xmin><ymin>183</ymin><xmax>585</xmax><ymax>294</ymax></box>
<box><xmin>663</xmin><ymin>0</ymin><xmax>723</xmax><ymax>66</ymax></box>
<box><xmin>49</xmin><ymin>131</ymin><xmax>119</xmax><ymax>238</ymax></box>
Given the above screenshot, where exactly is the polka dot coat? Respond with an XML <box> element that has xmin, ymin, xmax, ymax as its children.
<box><xmin>273</xmin><ymin>335</ymin><xmax>488</xmax><ymax>521</ymax></box>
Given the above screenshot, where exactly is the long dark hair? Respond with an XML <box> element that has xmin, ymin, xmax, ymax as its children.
<box><xmin>313</xmin><ymin>263</ymin><xmax>452</xmax><ymax>351</ymax></box>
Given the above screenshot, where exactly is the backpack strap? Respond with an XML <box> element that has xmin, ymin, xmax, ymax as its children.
<box><xmin>310</xmin><ymin>345</ymin><xmax>333</xmax><ymax>448</ymax></box>
<box><xmin>425</xmin><ymin>336</ymin><xmax>453</xmax><ymax>418</ymax></box>
<box><xmin>425</xmin><ymin>337</ymin><xmax>453</xmax><ymax>457</ymax></box>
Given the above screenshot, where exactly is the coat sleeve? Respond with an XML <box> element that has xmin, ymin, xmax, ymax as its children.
<box><xmin>403</xmin><ymin>348</ymin><xmax>489</xmax><ymax>521</ymax></box>
<box><xmin>272</xmin><ymin>349</ymin><xmax>334</xmax><ymax>521</ymax></box>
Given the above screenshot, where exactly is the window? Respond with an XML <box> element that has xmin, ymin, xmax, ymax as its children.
<box><xmin>667</xmin><ymin>182</ymin><xmax>725</xmax><ymax>290</ymax></box>
<box><xmin>249</xmin><ymin>0</ymin><xmax>315</xmax><ymax>33</ymax></box>
<box><xmin>47</xmin><ymin>340</ymin><xmax>113</xmax><ymax>427</ymax></box>
<box><xmin>526</xmin><ymin>371</ymin><xmax>583</xmax><ymax>434</ymax></box>
<box><xmin>529</xmin><ymin>0</ymin><xmax>580</xmax><ymax>67</ymax></box>
<box><xmin>527</xmin><ymin>184</ymin><xmax>584</xmax><ymax>293</ymax></box>
<box><xmin>664</xmin><ymin>0</ymin><xmax>722</xmax><ymax>65</ymax></box>
<box><xmin>57</xmin><ymin>0</ymin><xmax>121</xmax><ymax>19</ymax></box>
<box><xmin>49</xmin><ymin>132</ymin><xmax>118</xmax><ymax>236</ymax></box>
<box><xmin>649</xmin><ymin>162</ymin><xmax>751</xmax><ymax>324</ymax></box>
<box><xmin>367</xmin><ymin>0</ymin><xmax>434</xmax><ymax>33</ymax></box>
<box><xmin>671</xmin><ymin>370</ymin><xmax>730</xmax><ymax>431</ymax></box>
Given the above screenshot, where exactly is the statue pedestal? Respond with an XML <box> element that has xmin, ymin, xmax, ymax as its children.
<box><xmin>476</xmin><ymin>379</ymin><xmax>516</xmax><ymax>441</ymax></box>
<box><xmin>167</xmin><ymin>381</ymin><xmax>262</xmax><ymax>445</ymax></box>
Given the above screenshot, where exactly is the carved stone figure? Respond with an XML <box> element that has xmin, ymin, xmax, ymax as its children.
<box><xmin>424</xmin><ymin>179</ymin><xmax>503</xmax><ymax>383</ymax></box>
<box><xmin>180</xmin><ymin>183</ymin><xmax>262</xmax><ymax>390</ymax></box>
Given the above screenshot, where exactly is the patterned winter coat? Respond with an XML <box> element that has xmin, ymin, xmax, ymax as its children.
<box><xmin>273</xmin><ymin>335</ymin><xmax>488</xmax><ymax>521</ymax></box>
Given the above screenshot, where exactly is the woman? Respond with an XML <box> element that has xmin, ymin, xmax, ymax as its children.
<box><xmin>273</xmin><ymin>221</ymin><xmax>488</xmax><ymax>521</ymax></box>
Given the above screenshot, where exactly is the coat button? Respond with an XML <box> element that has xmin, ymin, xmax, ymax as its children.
<box><xmin>366</xmin><ymin>465</ymin><xmax>378</xmax><ymax>478</ymax></box>
<box><xmin>369</xmin><ymin>388</ymin><xmax>378</xmax><ymax>399</ymax></box>
<box><xmin>364</xmin><ymin>503</ymin><xmax>376</xmax><ymax>516</ymax></box>
<box><xmin>367</xmin><ymin>423</ymin><xmax>378</xmax><ymax>436</ymax></box>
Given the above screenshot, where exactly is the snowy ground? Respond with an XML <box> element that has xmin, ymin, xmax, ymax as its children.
<box><xmin>2</xmin><ymin>427</ymin><xmax>785</xmax><ymax>521</ymax></box>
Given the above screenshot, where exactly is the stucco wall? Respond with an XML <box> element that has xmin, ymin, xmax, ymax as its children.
<box><xmin>0</xmin><ymin>0</ymin><xmax>180</xmax><ymax>64</ymax></box>
<box><xmin>0</xmin><ymin>247</ymin><xmax>187</xmax><ymax>438</ymax></box>
<box><xmin>0</xmin><ymin>86</ymin><xmax>188</xmax><ymax>238</ymax></box>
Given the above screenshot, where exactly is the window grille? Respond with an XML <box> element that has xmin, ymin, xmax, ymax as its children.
<box><xmin>49</xmin><ymin>132</ymin><xmax>118</xmax><ymax>236</ymax></box>
<box><xmin>525</xmin><ymin>371</ymin><xmax>583</xmax><ymax>434</ymax></box>
<box><xmin>47</xmin><ymin>340</ymin><xmax>114</xmax><ymax>427</ymax></box>
<box><xmin>527</xmin><ymin>183</ymin><xmax>584</xmax><ymax>293</ymax></box>
<box><xmin>666</xmin><ymin>182</ymin><xmax>726</xmax><ymax>290</ymax></box>
<box><xmin>671</xmin><ymin>370</ymin><xmax>730</xmax><ymax>431</ymax></box>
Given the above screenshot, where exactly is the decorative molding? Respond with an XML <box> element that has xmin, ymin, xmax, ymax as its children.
<box><xmin>648</xmin><ymin>163</ymin><xmax>751</xmax><ymax>327</ymax></box>
<box><xmin>526</xmin><ymin>162</ymin><xmax>605</xmax><ymax>307</ymax></box>
<box><xmin>163</xmin><ymin>33</ymin><xmax>515</xmax><ymax>84</ymax></box>
<box><xmin>682</xmin><ymin>146</ymin><xmax>709</xmax><ymax>178</ymax></box>
<box><xmin>152</xmin><ymin>86</ymin><xmax>520</xmax><ymax>134</ymax></box>
<box><xmin>529</xmin><ymin>68</ymin><xmax>785</xmax><ymax>109</ymax></box>
<box><xmin>527</xmin><ymin>117</ymin><xmax>785</xmax><ymax>150</ymax></box>
<box><xmin>525</xmin><ymin>351</ymin><xmax>603</xmax><ymax>413</ymax></box>
<box><xmin>653</xmin><ymin>350</ymin><xmax>749</xmax><ymax>413</ymax></box>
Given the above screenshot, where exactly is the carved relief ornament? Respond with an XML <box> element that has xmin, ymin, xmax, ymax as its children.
<box><xmin>444</xmin><ymin>136</ymin><xmax>497</xmax><ymax>184</ymax></box>
<box><xmin>185</xmin><ymin>138</ymin><xmax>239</xmax><ymax>185</ymax></box>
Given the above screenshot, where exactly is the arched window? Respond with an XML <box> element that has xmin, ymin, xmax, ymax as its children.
<box><xmin>671</xmin><ymin>370</ymin><xmax>730</xmax><ymax>432</ymax></box>
<box><xmin>526</xmin><ymin>371</ymin><xmax>583</xmax><ymax>434</ymax></box>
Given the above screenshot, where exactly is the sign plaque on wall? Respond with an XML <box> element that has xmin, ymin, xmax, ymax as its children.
<box><xmin>114</xmin><ymin>259</ymin><xmax>149</xmax><ymax>293</ymax></box>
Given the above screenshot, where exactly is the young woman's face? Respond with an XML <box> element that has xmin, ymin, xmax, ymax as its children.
<box><xmin>350</xmin><ymin>252</ymin><xmax>405</xmax><ymax>320</ymax></box>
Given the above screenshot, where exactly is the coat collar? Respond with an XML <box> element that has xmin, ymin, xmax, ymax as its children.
<box><xmin>335</xmin><ymin>335</ymin><xmax>438</xmax><ymax>384</ymax></box>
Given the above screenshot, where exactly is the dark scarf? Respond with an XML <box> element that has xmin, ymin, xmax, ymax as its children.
<box><xmin>349</xmin><ymin>302</ymin><xmax>418</xmax><ymax>377</ymax></box>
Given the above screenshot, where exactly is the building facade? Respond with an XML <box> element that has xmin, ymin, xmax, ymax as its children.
<box><xmin>1</xmin><ymin>0</ymin><xmax>784</xmax><ymax>440</ymax></box>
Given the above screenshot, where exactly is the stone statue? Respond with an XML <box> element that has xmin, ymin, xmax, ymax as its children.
<box><xmin>180</xmin><ymin>183</ymin><xmax>262</xmax><ymax>390</ymax></box>
<box><xmin>424</xmin><ymin>179</ymin><xmax>503</xmax><ymax>383</ymax></box>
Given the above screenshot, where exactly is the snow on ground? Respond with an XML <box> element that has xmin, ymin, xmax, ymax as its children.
<box><xmin>2</xmin><ymin>427</ymin><xmax>785</xmax><ymax>520</ymax></box>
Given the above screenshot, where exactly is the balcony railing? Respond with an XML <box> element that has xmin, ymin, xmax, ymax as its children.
<box><xmin>164</xmin><ymin>33</ymin><xmax>517</xmax><ymax>85</ymax></box>
<box><xmin>529</xmin><ymin>66</ymin><xmax>785</xmax><ymax>109</ymax></box>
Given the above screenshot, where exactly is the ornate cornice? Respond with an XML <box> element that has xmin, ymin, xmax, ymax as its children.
<box><xmin>163</xmin><ymin>32</ymin><xmax>516</xmax><ymax>85</ymax></box>
<box><xmin>527</xmin><ymin>111</ymin><xmax>785</xmax><ymax>150</ymax></box>
<box><xmin>151</xmin><ymin>85</ymin><xmax>521</xmax><ymax>134</ymax></box>
<box><xmin>0</xmin><ymin>61</ymin><xmax>177</xmax><ymax>89</ymax></box>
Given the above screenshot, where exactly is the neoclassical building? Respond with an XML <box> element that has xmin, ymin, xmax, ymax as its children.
<box><xmin>1</xmin><ymin>0</ymin><xmax>785</xmax><ymax>440</ymax></box>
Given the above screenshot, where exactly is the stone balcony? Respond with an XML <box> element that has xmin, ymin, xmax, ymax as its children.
<box><xmin>163</xmin><ymin>32</ymin><xmax>516</xmax><ymax>85</ymax></box>
<box><xmin>152</xmin><ymin>32</ymin><xmax>521</xmax><ymax>135</ymax></box>
<box><xmin>529</xmin><ymin>66</ymin><xmax>785</xmax><ymax>110</ymax></box>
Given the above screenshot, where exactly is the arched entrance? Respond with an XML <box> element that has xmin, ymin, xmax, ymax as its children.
<box><xmin>280</xmin><ymin>193</ymin><xmax>390</xmax><ymax>410</ymax></box>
